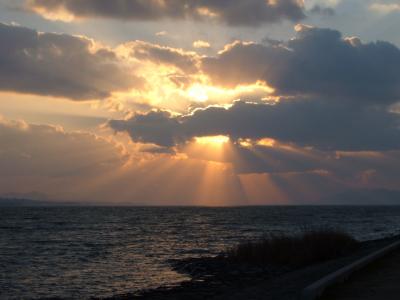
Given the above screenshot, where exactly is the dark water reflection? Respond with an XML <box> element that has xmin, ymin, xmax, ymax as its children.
<box><xmin>1</xmin><ymin>206</ymin><xmax>400</xmax><ymax>299</ymax></box>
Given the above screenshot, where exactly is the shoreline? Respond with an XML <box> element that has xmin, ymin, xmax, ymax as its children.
<box><xmin>105</xmin><ymin>234</ymin><xmax>400</xmax><ymax>300</ymax></box>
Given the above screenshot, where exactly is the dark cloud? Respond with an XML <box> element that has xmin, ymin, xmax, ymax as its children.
<box><xmin>202</xmin><ymin>41</ymin><xmax>278</xmax><ymax>87</ymax></box>
<box><xmin>202</xmin><ymin>26</ymin><xmax>400</xmax><ymax>104</ymax></box>
<box><xmin>27</xmin><ymin>0</ymin><xmax>305</xmax><ymax>26</ymax></box>
<box><xmin>0</xmin><ymin>22</ymin><xmax>143</xmax><ymax>100</ymax></box>
<box><xmin>110</xmin><ymin>110</ymin><xmax>184</xmax><ymax>148</ymax></box>
<box><xmin>309</xmin><ymin>5</ymin><xmax>335</xmax><ymax>16</ymax></box>
<box><xmin>110</xmin><ymin>99</ymin><xmax>400</xmax><ymax>151</ymax></box>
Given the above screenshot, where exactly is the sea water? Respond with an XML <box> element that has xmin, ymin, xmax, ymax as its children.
<box><xmin>1</xmin><ymin>206</ymin><xmax>400</xmax><ymax>299</ymax></box>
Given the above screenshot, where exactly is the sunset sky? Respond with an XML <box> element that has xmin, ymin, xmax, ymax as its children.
<box><xmin>1</xmin><ymin>0</ymin><xmax>399</xmax><ymax>205</ymax></box>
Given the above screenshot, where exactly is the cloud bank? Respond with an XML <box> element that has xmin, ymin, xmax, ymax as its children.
<box><xmin>109</xmin><ymin>100</ymin><xmax>400</xmax><ymax>151</ymax></box>
<box><xmin>27</xmin><ymin>0</ymin><xmax>306</xmax><ymax>26</ymax></box>
<box><xmin>0</xmin><ymin>22</ymin><xmax>142</xmax><ymax>100</ymax></box>
<box><xmin>202</xmin><ymin>25</ymin><xmax>400</xmax><ymax>104</ymax></box>
<box><xmin>0</xmin><ymin>117</ymin><xmax>128</xmax><ymax>176</ymax></box>
<box><xmin>110</xmin><ymin>26</ymin><xmax>400</xmax><ymax>153</ymax></box>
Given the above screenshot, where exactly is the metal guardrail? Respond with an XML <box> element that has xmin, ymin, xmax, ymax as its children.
<box><xmin>300</xmin><ymin>240</ymin><xmax>400</xmax><ymax>300</ymax></box>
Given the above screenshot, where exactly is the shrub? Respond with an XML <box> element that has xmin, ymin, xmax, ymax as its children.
<box><xmin>227</xmin><ymin>229</ymin><xmax>359</xmax><ymax>268</ymax></box>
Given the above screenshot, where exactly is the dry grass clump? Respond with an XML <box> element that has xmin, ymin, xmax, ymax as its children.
<box><xmin>227</xmin><ymin>229</ymin><xmax>359</xmax><ymax>267</ymax></box>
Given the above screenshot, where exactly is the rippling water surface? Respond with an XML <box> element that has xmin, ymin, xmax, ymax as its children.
<box><xmin>1</xmin><ymin>206</ymin><xmax>400</xmax><ymax>299</ymax></box>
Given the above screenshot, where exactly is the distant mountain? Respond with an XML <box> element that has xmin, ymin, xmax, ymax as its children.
<box><xmin>1</xmin><ymin>198</ymin><xmax>49</xmax><ymax>207</ymax></box>
<box><xmin>1</xmin><ymin>191</ymin><xmax>49</xmax><ymax>201</ymax></box>
<box><xmin>0</xmin><ymin>198</ymin><xmax>76</xmax><ymax>207</ymax></box>
<box><xmin>321</xmin><ymin>189</ymin><xmax>400</xmax><ymax>205</ymax></box>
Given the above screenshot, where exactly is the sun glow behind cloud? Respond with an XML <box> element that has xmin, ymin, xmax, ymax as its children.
<box><xmin>195</xmin><ymin>135</ymin><xmax>230</xmax><ymax>145</ymax></box>
<box><xmin>188</xmin><ymin>84</ymin><xmax>209</xmax><ymax>102</ymax></box>
<box><xmin>184</xmin><ymin>135</ymin><xmax>232</xmax><ymax>164</ymax></box>
<box><xmin>28</xmin><ymin>2</ymin><xmax>76</xmax><ymax>22</ymax></box>
<box><xmin>1</xmin><ymin>8</ymin><xmax>400</xmax><ymax>207</ymax></box>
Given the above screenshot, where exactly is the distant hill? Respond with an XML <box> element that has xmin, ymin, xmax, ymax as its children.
<box><xmin>0</xmin><ymin>198</ymin><xmax>75</xmax><ymax>207</ymax></box>
<box><xmin>321</xmin><ymin>189</ymin><xmax>400</xmax><ymax>205</ymax></box>
<box><xmin>1</xmin><ymin>191</ymin><xmax>49</xmax><ymax>201</ymax></box>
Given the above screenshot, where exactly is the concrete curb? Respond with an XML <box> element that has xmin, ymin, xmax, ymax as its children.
<box><xmin>300</xmin><ymin>240</ymin><xmax>400</xmax><ymax>300</ymax></box>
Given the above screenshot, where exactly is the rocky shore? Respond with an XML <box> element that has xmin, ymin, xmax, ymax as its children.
<box><xmin>105</xmin><ymin>235</ymin><xmax>400</xmax><ymax>300</ymax></box>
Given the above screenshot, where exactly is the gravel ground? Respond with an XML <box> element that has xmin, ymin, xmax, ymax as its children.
<box><xmin>105</xmin><ymin>235</ymin><xmax>400</xmax><ymax>300</ymax></box>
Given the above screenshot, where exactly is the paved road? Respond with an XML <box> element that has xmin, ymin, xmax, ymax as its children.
<box><xmin>322</xmin><ymin>249</ymin><xmax>400</xmax><ymax>300</ymax></box>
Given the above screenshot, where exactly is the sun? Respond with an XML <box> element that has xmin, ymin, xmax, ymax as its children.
<box><xmin>195</xmin><ymin>135</ymin><xmax>230</xmax><ymax>145</ymax></box>
<box><xmin>188</xmin><ymin>84</ymin><xmax>209</xmax><ymax>102</ymax></box>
